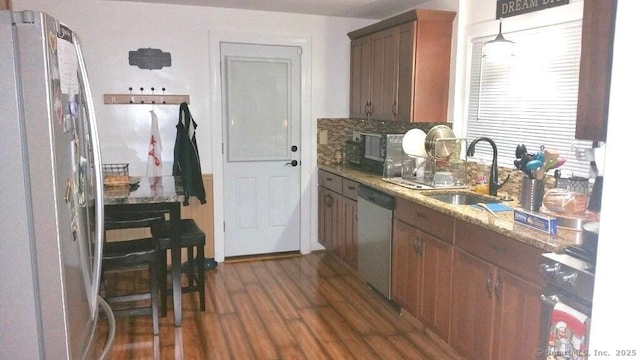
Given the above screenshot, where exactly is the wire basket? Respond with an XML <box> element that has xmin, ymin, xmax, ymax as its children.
<box><xmin>102</xmin><ymin>163</ymin><xmax>129</xmax><ymax>176</ymax></box>
<box><xmin>102</xmin><ymin>163</ymin><xmax>130</xmax><ymax>187</ymax></box>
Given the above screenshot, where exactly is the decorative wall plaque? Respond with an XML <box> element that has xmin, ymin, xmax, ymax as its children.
<box><xmin>128</xmin><ymin>48</ymin><xmax>171</xmax><ymax>70</ymax></box>
<box><xmin>496</xmin><ymin>0</ymin><xmax>569</xmax><ymax>19</ymax></box>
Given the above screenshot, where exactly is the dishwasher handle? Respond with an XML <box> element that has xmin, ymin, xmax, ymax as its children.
<box><xmin>357</xmin><ymin>185</ymin><xmax>395</xmax><ymax>210</ymax></box>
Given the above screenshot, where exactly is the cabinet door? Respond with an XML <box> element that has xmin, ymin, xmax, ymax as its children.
<box><xmin>318</xmin><ymin>187</ymin><xmax>340</xmax><ymax>252</ymax></box>
<box><xmin>350</xmin><ymin>36</ymin><xmax>372</xmax><ymax>119</ymax></box>
<box><xmin>575</xmin><ymin>0</ymin><xmax>617</xmax><ymax>141</ymax></box>
<box><xmin>396</xmin><ymin>21</ymin><xmax>416</xmax><ymax>122</ymax></box>
<box><xmin>391</xmin><ymin>219</ymin><xmax>421</xmax><ymax>314</ymax></box>
<box><xmin>342</xmin><ymin>196</ymin><xmax>358</xmax><ymax>269</ymax></box>
<box><xmin>491</xmin><ymin>269</ymin><xmax>542</xmax><ymax>360</ymax></box>
<box><xmin>419</xmin><ymin>232</ymin><xmax>453</xmax><ymax>342</ymax></box>
<box><xmin>370</xmin><ymin>28</ymin><xmax>398</xmax><ymax>121</ymax></box>
<box><xmin>450</xmin><ymin>249</ymin><xmax>494</xmax><ymax>360</ymax></box>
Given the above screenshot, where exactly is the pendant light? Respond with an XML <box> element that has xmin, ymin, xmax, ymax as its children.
<box><xmin>483</xmin><ymin>17</ymin><xmax>515</xmax><ymax>59</ymax></box>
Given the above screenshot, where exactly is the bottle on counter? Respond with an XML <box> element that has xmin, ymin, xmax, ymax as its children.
<box><xmin>475</xmin><ymin>159</ymin><xmax>490</xmax><ymax>195</ymax></box>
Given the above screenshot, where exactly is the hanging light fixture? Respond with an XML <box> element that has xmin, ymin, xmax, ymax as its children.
<box><xmin>482</xmin><ymin>17</ymin><xmax>515</xmax><ymax>59</ymax></box>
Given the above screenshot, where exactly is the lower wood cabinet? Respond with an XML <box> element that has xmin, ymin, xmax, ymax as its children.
<box><xmin>450</xmin><ymin>221</ymin><xmax>543</xmax><ymax>360</ymax></box>
<box><xmin>341</xmin><ymin>196</ymin><xmax>358</xmax><ymax>269</ymax></box>
<box><xmin>318</xmin><ymin>170</ymin><xmax>358</xmax><ymax>270</ymax></box>
<box><xmin>318</xmin><ymin>175</ymin><xmax>547</xmax><ymax>358</ymax></box>
<box><xmin>318</xmin><ymin>185</ymin><xmax>340</xmax><ymax>253</ymax></box>
<box><xmin>392</xmin><ymin>198</ymin><xmax>453</xmax><ymax>341</ymax></box>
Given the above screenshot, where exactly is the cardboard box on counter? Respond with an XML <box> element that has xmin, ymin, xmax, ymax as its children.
<box><xmin>513</xmin><ymin>208</ymin><xmax>558</xmax><ymax>235</ymax></box>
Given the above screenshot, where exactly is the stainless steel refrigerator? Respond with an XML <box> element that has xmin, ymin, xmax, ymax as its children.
<box><xmin>1</xmin><ymin>10</ymin><xmax>113</xmax><ymax>359</ymax></box>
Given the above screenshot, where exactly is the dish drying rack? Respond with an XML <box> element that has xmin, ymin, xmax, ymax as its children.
<box><xmin>385</xmin><ymin>137</ymin><xmax>468</xmax><ymax>190</ymax></box>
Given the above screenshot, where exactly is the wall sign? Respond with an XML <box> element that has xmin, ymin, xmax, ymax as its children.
<box><xmin>496</xmin><ymin>0</ymin><xmax>569</xmax><ymax>19</ymax></box>
<box><xmin>128</xmin><ymin>48</ymin><xmax>171</xmax><ymax>70</ymax></box>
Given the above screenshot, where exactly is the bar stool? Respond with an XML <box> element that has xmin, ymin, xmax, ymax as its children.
<box><xmin>151</xmin><ymin>218</ymin><xmax>206</xmax><ymax>316</ymax></box>
<box><xmin>102</xmin><ymin>211</ymin><xmax>166</xmax><ymax>335</ymax></box>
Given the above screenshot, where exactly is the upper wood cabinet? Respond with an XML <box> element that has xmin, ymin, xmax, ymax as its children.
<box><xmin>348</xmin><ymin>9</ymin><xmax>456</xmax><ymax>123</ymax></box>
<box><xmin>575</xmin><ymin>0</ymin><xmax>617</xmax><ymax>141</ymax></box>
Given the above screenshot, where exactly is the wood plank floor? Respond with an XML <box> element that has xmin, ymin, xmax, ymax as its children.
<box><xmin>96</xmin><ymin>252</ymin><xmax>464</xmax><ymax>359</ymax></box>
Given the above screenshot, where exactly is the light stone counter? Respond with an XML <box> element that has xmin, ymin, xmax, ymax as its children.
<box><xmin>319</xmin><ymin>164</ymin><xmax>584</xmax><ymax>253</ymax></box>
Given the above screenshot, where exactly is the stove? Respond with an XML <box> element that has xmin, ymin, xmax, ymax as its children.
<box><xmin>536</xmin><ymin>247</ymin><xmax>596</xmax><ymax>359</ymax></box>
<box><xmin>539</xmin><ymin>251</ymin><xmax>595</xmax><ymax>304</ymax></box>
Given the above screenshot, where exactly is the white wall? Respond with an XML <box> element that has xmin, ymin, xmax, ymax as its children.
<box><xmin>589</xmin><ymin>0</ymin><xmax>639</xmax><ymax>355</ymax></box>
<box><xmin>14</xmin><ymin>0</ymin><xmax>373</xmax><ymax>175</ymax></box>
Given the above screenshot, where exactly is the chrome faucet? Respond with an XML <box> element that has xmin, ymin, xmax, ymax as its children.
<box><xmin>466</xmin><ymin>137</ymin><xmax>510</xmax><ymax>196</ymax></box>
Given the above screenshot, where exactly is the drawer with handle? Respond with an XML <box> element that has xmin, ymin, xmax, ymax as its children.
<box><xmin>394</xmin><ymin>197</ymin><xmax>454</xmax><ymax>244</ymax></box>
<box><xmin>318</xmin><ymin>169</ymin><xmax>343</xmax><ymax>193</ymax></box>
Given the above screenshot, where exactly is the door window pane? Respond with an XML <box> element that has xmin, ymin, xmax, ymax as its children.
<box><xmin>226</xmin><ymin>57</ymin><xmax>291</xmax><ymax>162</ymax></box>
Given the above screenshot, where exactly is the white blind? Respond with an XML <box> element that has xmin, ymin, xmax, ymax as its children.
<box><xmin>466</xmin><ymin>20</ymin><xmax>593</xmax><ymax>178</ymax></box>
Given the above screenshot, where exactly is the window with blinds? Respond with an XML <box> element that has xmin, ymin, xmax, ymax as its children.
<box><xmin>466</xmin><ymin>20</ymin><xmax>593</xmax><ymax>178</ymax></box>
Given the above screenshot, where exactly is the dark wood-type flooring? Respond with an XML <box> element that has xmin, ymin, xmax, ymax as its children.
<box><xmin>96</xmin><ymin>252</ymin><xmax>463</xmax><ymax>359</ymax></box>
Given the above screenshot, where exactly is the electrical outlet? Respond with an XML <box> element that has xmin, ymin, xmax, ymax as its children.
<box><xmin>318</xmin><ymin>130</ymin><xmax>328</xmax><ymax>145</ymax></box>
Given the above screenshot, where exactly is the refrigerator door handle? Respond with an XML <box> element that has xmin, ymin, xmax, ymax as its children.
<box><xmin>74</xmin><ymin>33</ymin><xmax>104</xmax><ymax>319</ymax></box>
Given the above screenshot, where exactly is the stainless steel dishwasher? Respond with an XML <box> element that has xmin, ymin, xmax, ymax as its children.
<box><xmin>357</xmin><ymin>185</ymin><xmax>394</xmax><ymax>299</ymax></box>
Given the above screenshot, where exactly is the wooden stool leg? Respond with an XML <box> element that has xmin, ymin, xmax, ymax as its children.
<box><xmin>159</xmin><ymin>249</ymin><xmax>168</xmax><ymax>317</ymax></box>
<box><xmin>187</xmin><ymin>247</ymin><xmax>194</xmax><ymax>287</ymax></box>
<box><xmin>197</xmin><ymin>244</ymin><xmax>205</xmax><ymax>311</ymax></box>
<box><xmin>150</xmin><ymin>261</ymin><xmax>159</xmax><ymax>335</ymax></box>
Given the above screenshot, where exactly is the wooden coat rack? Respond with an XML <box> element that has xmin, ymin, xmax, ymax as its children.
<box><xmin>103</xmin><ymin>93</ymin><xmax>190</xmax><ymax>105</ymax></box>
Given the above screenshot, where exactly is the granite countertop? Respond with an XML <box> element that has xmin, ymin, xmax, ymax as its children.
<box><xmin>319</xmin><ymin>164</ymin><xmax>584</xmax><ymax>253</ymax></box>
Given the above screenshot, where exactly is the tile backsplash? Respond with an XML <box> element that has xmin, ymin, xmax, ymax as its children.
<box><xmin>317</xmin><ymin>118</ymin><xmax>560</xmax><ymax>200</ymax></box>
<box><xmin>317</xmin><ymin>118</ymin><xmax>440</xmax><ymax>166</ymax></box>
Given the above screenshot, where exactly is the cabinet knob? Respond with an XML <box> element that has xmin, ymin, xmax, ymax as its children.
<box><xmin>554</xmin><ymin>271</ymin><xmax>577</xmax><ymax>289</ymax></box>
<box><xmin>326</xmin><ymin>194</ymin><xmax>334</xmax><ymax>207</ymax></box>
<box><xmin>538</xmin><ymin>263</ymin><xmax>561</xmax><ymax>279</ymax></box>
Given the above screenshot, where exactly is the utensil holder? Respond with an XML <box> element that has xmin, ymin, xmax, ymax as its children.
<box><xmin>520</xmin><ymin>177</ymin><xmax>545</xmax><ymax>211</ymax></box>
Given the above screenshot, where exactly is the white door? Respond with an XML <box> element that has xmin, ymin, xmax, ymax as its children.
<box><xmin>221</xmin><ymin>42</ymin><xmax>302</xmax><ymax>257</ymax></box>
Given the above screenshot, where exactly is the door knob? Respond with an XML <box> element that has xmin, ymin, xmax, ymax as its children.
<box><xmin>285</xmin><ymin>160</ymin><xmax>298</xmax><ymax>166</ymax></box>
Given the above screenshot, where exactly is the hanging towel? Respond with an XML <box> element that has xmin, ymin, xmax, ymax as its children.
<box><xmin>173</xmin><ymin>102</ymin><xmax>206</xmax><ymax>205</ymax></box>
<box><xmin>146</xmin><ymin>110</ymin><xmax>162</xmax><ymax>177</ymax></box>
<box><xmin>546</xmin><ymin>302</ymin><xmax>589</xmax><ymax>359</ymax></box>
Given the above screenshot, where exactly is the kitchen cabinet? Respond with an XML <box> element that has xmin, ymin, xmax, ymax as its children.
<box><xmin>318</xmin><ymin>170</ymin><xmax>359</xmax><ymax>269</ymax></box>
<box><xmin>318</xmin><ymin>185</ymin><xmax>339</xmax><ymax>253</ymax></box>
<box><xmin>340</xmin><ymin>181</ymin><xmax>358</xmax><ymax>269</ymax></box>
<box><xmin>575</xmin><ymin>0</ymin><xmax>617</xmax><ymax>141</ymax></box>
<box><xmin>348</xmin><ymin>9</ymin><xmax>456</xmax><ymax>123</ymax></box>
<box><xmin>349</xmin><ymin>26</ymin><xmax>398</xmax><ymax>121</ymax></box>
<box><xmin>349</xmin><ymin>36</ymin><xmax>372</xmax><ymax>119</ymax></box>
<box><xmin>450</xmin><ymin>220</ymin><xmax>544</xmax><ymax>360</ymax></box>
<box><xmin>392</xmin><ymin>198</ymin><xmax>453</xmax><ymax>341</ymax></box>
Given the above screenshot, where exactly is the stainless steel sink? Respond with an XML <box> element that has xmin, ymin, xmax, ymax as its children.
<box><xmin>424</xmin><ymin>193</ymin><xmax>502</xmax><ymax>205</ymax></box>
